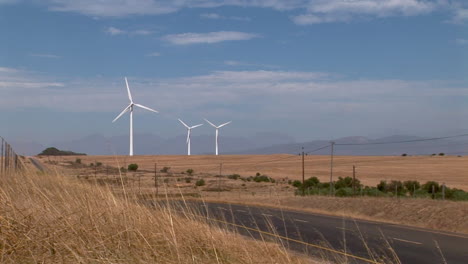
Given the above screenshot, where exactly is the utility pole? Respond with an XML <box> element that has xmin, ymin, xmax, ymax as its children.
<box><xmin>352</xmin><ymin>165</ymin><xmax>356</xmax><ymax>196</ymax></box>
<box><xmin>329</xmin><ymin>141</ymin><xmax>335</xmax><ymax>196</ymax></box>
<box><xmin>302</xmin><ymin>147</ymin><xmax>305</xmax><ymax>196</ymax></box>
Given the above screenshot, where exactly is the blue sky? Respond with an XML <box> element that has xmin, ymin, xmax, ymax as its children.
<box><xmin>1</xmin><ymin>0</ymin><xmax>468</xmax><ymax>144</ymax></box>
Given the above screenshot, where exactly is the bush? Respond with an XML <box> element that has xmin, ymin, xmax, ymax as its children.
<box><xmin>75</xmin><ymin>158</ymin><xmax>81</xmax><ymax>164</ymax></box>
<box><xmin>228</xmin><ymin>174</ymin><xmax>241</xmax><ymax>180</ymax></box>
<box><xmin>185</xmin><ymin>177</ymin><xmax>192</xmax><ymax>183</ymax></box>
<box><xmin>387</xmin><ymin>180</ymin><xmax>404</xmax><ymax>195</ymax></box>
<box><xmin>403</xmin><ymin>180</ymin><xmax>420</xmax><ymax>195</ymax></box>
<box><xmin>335</xmin><ymin>187</ymin><xmax>354</xmax><ymax>197</ymax></box>
<box><xmin>401</xmin><ymin>153</ymin><xmax>407</xmax><ymax>156</ymax></box>
<box><xmin>96</xmin><ymin>162</ymin><xmax>103</xmax><ymax>167</ymax></box>
<box><xmin>422</xmin><ymin>181</ymin><xmax>440</xmax><ymax>193</ymax></box>
<box><xmin>128</xmin><ymin>163</ymin><xmax>138</xmax><ymax>171</ymax></box>
<box><xmin>160</xmin><ymin>167</ymin><xmax>171</xmax><ymax>173</ymax></box>
<box><xmin>335</xmin><ymin>176</ymin><xmax>361</xmax><ymax>190</ymax></box>
<box><xmin>186</xmin><ymin>169</ymin><xmax>194</xmax><ymax>176</ymax></box>
<box><xmin>292</xmin><ymin>180</ymin><xmax>302</xmax><ymax>188</ymax></box>
<box><xmin>377</xmin><ymin>180</ymin><xmax>387</xmax><ymax>192</ymax></box>
<box><xmin>439</xmin><ymin>153</ymin><xmax>445</xmax><ymax>156</ymax></box>
<box><xmin>303</xmin><ymin>177</ymin><xmax>320</xmax><ymax>189</ymax></box>
<box><xmin>362</xmin><ymin>187</ymin><xmax>387</xmax><ymax>197</ymax></box>
<box><xmin>252</xmin><ymin>175</ymin><xmax>274</xmax><ymax>183</ymax></box>
<box><xmin>195</xmin><ymin>179</ymin><xmax>205</xmax><ymax>186</ymax></box>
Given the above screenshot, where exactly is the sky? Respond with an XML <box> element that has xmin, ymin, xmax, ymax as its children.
<box><xmin>1</xmin><ymin>0</ymin><xmax>468</xmax><ymax>145</ymax></box>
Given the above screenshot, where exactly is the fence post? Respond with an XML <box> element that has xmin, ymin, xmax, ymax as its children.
<box><xmin>442</xmin><ymin>183</ymin><xmax>445</xmax><ymax>200</ymax></box>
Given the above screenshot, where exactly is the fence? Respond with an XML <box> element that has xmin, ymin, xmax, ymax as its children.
<box><xmin>0</xmin><ymin>136</ymin><xmax>22</xmax><ymax>176</ymax></box>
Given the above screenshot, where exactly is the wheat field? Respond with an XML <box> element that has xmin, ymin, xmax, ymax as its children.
<box><xmin>45</xmin><ymin>154</ymin><xmax>468</xmax><ymax>190</ymax></box>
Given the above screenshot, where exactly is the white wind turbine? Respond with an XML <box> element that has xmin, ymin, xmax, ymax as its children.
<box><xmin>178</xmin><ymin>119</ymin><xmax>203</xmax><ymax>156</ymax></box>
<box><xmin>112</xmin><ymin>77</ymin><xmax>158</xmax><ymax>156</ymax></box>
<box><xmin>204</xmin><ymin>119</ymin><xmax>231</xmax><ymax>156</ymax></box>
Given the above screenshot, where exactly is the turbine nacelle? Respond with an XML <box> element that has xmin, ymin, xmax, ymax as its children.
<box><xmin>178</xmin><ymin>119</ymin><xmax>203</xmax><ymax>155</ymax></box>
<box><xmin>204</xmin><ymin>118</ymin><xmax>231</xmax><ymax>155</ymax></box>
<box><xmin>112</xmin><ymin>77</ymin><xmax>158</xmax><ymax>156</ymax></box>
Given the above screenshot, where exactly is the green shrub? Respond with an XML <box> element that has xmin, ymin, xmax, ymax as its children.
<box><xmin>335</xmin><ymin>187</ymin><xmax>354</xmax><ymax>197</ymax></box>
<box><xmin>292</xmin><ymin>180</ymin><xmax>302</xmax><ymax>188</ymax></box>
<box><xmin>377</xmin><ymin>180</ymin><xmax>387</xmax><ymax>192</ymax></box>
<box><xmin>195</xmin><ymin>179</ymin><xmax>205</xmax><ymax>186</ymax></box>
<box><xmin>401</xmin><ymin>153</ymin><xmax>407</xmax><ymax>156</ymax></box>
<box><xmin>185</xmin><ymin>177</ymin><xmax>192</xmax><ymax>183</ymax></box>
<box><xmin>186</xmin><ymin>169</ymin><xmax>194</xmax><ymax>176</ymax></box>
<box><xmin>127</xmin><ymin>163</ymin><xmax>138</xmax><ymax>171</ymax></box>
<box><xmin>252</xmin><ymin>175</ymin><xmax>274</xmax><ymax>183</ymax></box>
<box><xmin>403</xmin><ymin>180</ymin><xmax>421</xmax><ymax>195</ymax></box>
<box><xmin>422</xmin><ymin>181</ymin><xmax>440</xmax><ymax>193</ymax></box>
<box><xmin>335</xmin><ymin>176</ymin><xmax>361</xmax><ymax>189</ymax></box>
<box><xmin>96</xmin><ymin>162</ymin><xmax>103</xmax><ymax>167</ymax></box>
<box><xmin>160</xmin><ymin>167</ymin><xmax>171</xmax><ymax>173</ymax></box>
<box><xmin>439</xmin><ymin>153</ymin><xmax>445</xmax><ymax>156</ymax></box>
<box><xmin>303</xmin><ymin>177</ymin><xmax>320</xmax><ymax>188</ymax></box>
<box><xmin>228</xmin><ymin>174</ymin><xmax>241</xmax><ymax>180</ymax></box>
<box><xmin>75</xmin><ymin>158</ymin><xmax>81</xmax><ymax>164</ymax></box>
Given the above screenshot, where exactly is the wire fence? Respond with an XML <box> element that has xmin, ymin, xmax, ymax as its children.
<box><xmin>0</xmin><ymin>136</ymin><xmax>22</xmax><ymax>176</ymax></box>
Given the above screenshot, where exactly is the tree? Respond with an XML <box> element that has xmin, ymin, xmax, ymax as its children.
<box><xmin>196</xmin><ymin>179</ymin><xmax>205</xmax><ymax>186</ymax></box>
<box><xmin>128</xmin><ymin>163</ymin><xmax>138</xmax><ymax>171</ymax></box>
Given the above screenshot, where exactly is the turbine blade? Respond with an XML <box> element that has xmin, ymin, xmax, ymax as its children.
<box><xmin>190</xmin><ymin>124</ymin><xmax>203</xmax><ymax>129</ymax></box>
<box><xmin>204</xmin><ymin>118</ymin><xmax>217</xmax><ymax>128</ymax></box>
<box><xmin>112</xmin><ymin>105</ymin><xmax>131</xmax><ymax>123</ymax></box>
<box><xmin>218</xmin><ymin>121</ymin><xmax>232</xmax><ymax>128</ymax></box>
<box><xmin>134</xmin><ymin>103</ymin><xmax>158</xmax><ymax>113</ymax></box>
<box><xmin>125</xmin><ymin>77</ymin><xmax>133</xmax><ymax>103</ymax></box>
<box><xmin>178</xmin><ymin>119</ymin><xmax>190</xmax><ymax>129</ymax></box>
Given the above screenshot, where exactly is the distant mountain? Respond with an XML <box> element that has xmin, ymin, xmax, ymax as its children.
<box><xmin>8</xmin><ymin>133</ymin><xmax>468</xmax><ymax>156</ymax></box>
<box><xmin>235</xmin><ymin>135</ymin><xmax>468</xmax><ymax>156</ymax></box>
<box><xmin>8</xmin><ymin>132</ymin><xmax>295</xmax><ymax>156</ymax></box>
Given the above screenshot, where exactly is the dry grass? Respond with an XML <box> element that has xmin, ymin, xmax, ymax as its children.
<box><xmin>199</xmin><ymin>192</ymin><xmax>468</xmax><ymax>234</ymax></box>
<box><xmin>45</xmin><ymin>154</ymin><xmax>468</xmax><ymax>191</ymax></box>
<box><xmin>0</xmin><ymin>168</ymin><xmax>315</xmax><ymax>263</ymax></box>
<box><xmin>35</xmin><ymin>154</ymin><xmax>468</xmax><ymax>235</ymax></box>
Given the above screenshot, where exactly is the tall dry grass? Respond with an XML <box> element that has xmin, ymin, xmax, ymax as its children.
<box><xmin>0</xmin><ymin>169</ymin><xmax>313</xmax><ymax>263</ymax></box>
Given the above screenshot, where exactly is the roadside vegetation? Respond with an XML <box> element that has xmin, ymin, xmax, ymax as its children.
<box><xmin>0</xmin><ymin>168</ymin><xmax>313</xmax><ymax>263</ymax></box>
<box><xmin>292</xmin><ymin>176</ymin><xmax>468</xmax><ymax>201</ymax></box>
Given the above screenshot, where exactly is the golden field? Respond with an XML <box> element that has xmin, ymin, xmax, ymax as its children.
<box><xmin>42</xmin><ymin>154</ymin><xmax>468</xmax><ymax>190</ymax></box>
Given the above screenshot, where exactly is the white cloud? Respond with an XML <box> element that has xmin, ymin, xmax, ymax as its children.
<box><xmin>447</xmin><ymin>8</ymin><xmax>468</xmax><ymax>24</ymax></box>
<box><xmin>43</xmin><ymin>0</ymin><xmax>304</xmax><ymax>17</ymax></box>
<box><xmin>163</xmin><ymin>31</ymin><xmax>259</xmax><ymax>45</ymax></box>
<box><xmin>293</xmin><ymin>0</ymin><xmax>437</xmax><ymax>25</ymax></box>
<box><xmin>105</xmin><ymin>26</ymin><xmax>126</xmax><ymax>35</ymax></box>
<box><xmin>146</xmin><ymin>52</ymin><xmax>161</xmax><ymax>57</ymax></box>
<box><xmin>224</xmin><ymin>60</ymin><xmax>278</xmax><ymax>68</ymax></box>
<box><xmin>201</xmin><ymin>13</ymin><xmax>222</xmax><ymax>19</ymax></box>
<box><xmin>30</xmin><ymin>53</ymin><xmax>61</xmax><ymax>59</ymax></box>
<box><xmin>456</xmin><ymin>38</ymin><xmax>468</xmax><ymax>45</ymax></box>
<box><xmin>105</xmin><ymin>26</ymin><xmax>154</xmax><ymax>36</ymax></box>
<box><xmin>200</xmin><ymin>12</ymin><xmax>251</xmax><ymax>21</ymax></box>
<box><xmin>0</xmin><ymin>0</ymin><xmax>19</xmax><ymax>4</ymax></box>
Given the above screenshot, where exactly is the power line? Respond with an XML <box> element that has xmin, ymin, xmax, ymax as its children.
<box><xmin>335</xmin><ymin>133</ymin><xmax>468</xmax><ymax>146</ymax></box>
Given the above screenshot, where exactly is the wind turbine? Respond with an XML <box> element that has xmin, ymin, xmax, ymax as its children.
<box><xmin>178</xmin><ymin>119</ymin><xmax>203</xmax><ymax>155</ymax></box>
<box><xmin>112</xmin><ymin>77</ymin><xmax>158</xmax><ymax>156</ymax></box>
<box><xmin>204</xmin><ymin>119</ymin><xmax>231</xmax><ymax>156</ymax></box>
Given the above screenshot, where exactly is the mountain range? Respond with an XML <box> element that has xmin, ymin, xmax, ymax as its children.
<box><xmin>8</xmin><ymin>133</ymin><xmax>468</xmax><ymax>156</ymax></box>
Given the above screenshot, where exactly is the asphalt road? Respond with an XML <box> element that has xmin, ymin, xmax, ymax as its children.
<box><xmin>163</xmin><ymin>201</ymin><xmax>468</xmax><ymax>264</ymax></box>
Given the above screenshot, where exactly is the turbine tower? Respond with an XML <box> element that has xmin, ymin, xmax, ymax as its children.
<box><xmin>204</xmin><ymin>119</ymin><xmax>231</xmax><ymax>156</ymax></box>
<box><xmin>112</xmin><ymin>77</ymin><xmax>158</xmax><ymax>156</ymax></box>
<box><xmin>178</xmin><ymin>119</ymin><xmax>203</xmax><ymax>155</ymax></box>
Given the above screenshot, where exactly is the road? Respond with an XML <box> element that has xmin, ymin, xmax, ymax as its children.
<box><xmin>160</xmin><ymin>201</ymin><xmax>468</xmax><ymax>264</ymax></box>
